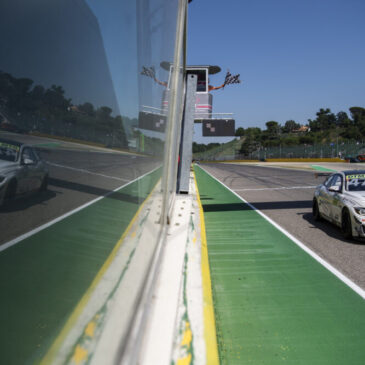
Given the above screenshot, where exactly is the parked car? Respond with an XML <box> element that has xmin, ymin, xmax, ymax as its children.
<box><xmin>0</xmin><ymin>139</ymin><xmax>48</xmax><ymax>206</ymax></box>
<box><xmin>0</xmin><ymin>121</ymin><xmax>26</xmax><ymax>134</ymax></box>
<box><xmin>313</xmin><ymin>170</ymin><xmax>365</xmax><ymax>239</ymax></box>
<box><xmin>344</xmin><ymin>156</ymin><xmax>359</xmax><ymax>163</ymax></box>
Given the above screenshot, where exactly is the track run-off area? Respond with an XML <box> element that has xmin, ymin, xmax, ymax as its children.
<box><xmin>194</xmin><ymin>163</ymin><xmax>365</xmax><ymax>365</ymax></box>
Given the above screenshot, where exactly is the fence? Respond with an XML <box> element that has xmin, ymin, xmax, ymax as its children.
<box><xmin>194</xmin><ymin>140</ymin><xmax>365</xmax><ymax>161</ymax></box>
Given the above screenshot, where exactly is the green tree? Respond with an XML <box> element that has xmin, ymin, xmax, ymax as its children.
<box><xmin>193</xmin><ymin>142</ymin><xmax>204</xmax><ymax>153</ymax></box>
<box><xmin>349</xmin><ymin>107</ymin><xmax>365</xmax><ymax>124</ymax></box>
<box><xmin>239</xmin><ymin>127</ymin><xmax>262</xmax><ymax>157</ymax></box>
<box><xmin>78</xmin><ymin>102</ymin><xmax>95</xmax><ymax>116</ymax></box>
<box><xmin>299</xmin><ymin>135</ymin><xmax>314</xmax><ymax>144</ymax></box>
<box><xmin>265</xmin><ymin>121</ymin><xmax>280</xmax><ymax>136</ymax></box>
<box><xmin>114</xmin><ymin>115</ymin><xmax>128</xmax><ymax>147</ymax></box>
<box><xmin>308</xmin><ymin>108</ymin><xmax>336</xmax><ymax>131</ymax></box>
<box><xmin>97</xmin><ymin>106</ymin><xmax>113</xmax><ymax>120</ymax></box>
<box><xmin>282</xmin><ymin>136</ymin><xmax>299</xmax><ymax>146</ymax></box>
<box><xmin>235</xmin><ymin>127</ymin><xmax>245</xmax><ymax>137</ymax></box>
<box><xmin>340</xmin><ymin>125</ymin><xmax>360</xmax><ymax>140</ymax></box>
<box><xmin>240</xmin><ymin>135</ymin><xmax>260</xmax><ymax>157</ymax></box>
<box><xmin>262</xmin><ymin>121</ymin><xmax>280</xmax><ymax>144</ymax></box>
<box><xmin>349</xmin><ymin>107</ymin><xmax>365</xmax><ymax>135</ymax></box>
<box><xmin>336</xmin><ymin>111</ymin><xmax>351</xmax><ymax>128</ymax></box>
<box><xmin>44</xmin><ymin>85</ymin><xmax>70</xmax><ymax>110</ymax></box>
<box><xmin>283</xmin><ymin>120</ymin><xmax>300</xmax><ymax>133</ymax></box>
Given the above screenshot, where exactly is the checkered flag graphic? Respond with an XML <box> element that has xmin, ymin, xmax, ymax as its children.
<box><xmin>223</xmin><ymin>70</ymin><xmax>241</xmax><ymax>87</ymax></box>
<box><xmin>141</xmin><ymin>66</ymin><xmax>156</xmax><ymax>79</ymax></box>
<box><xmin>155</xmin><ymin>117</ymin><xmax>165</xmax><ymax>129</ymax></box>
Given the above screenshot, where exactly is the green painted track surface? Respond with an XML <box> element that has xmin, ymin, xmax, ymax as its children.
<box><xmin>0</xmin><ymin>169</ymin><xmax>160</xmax><ymax>365</ymax></box>
<box><xmin>194</xmin><ymin>166</ymin><xmax>365</xmax><ymax>365</ymax></box>
<box><xmin>310</xmin><ymin>165</ymin><xmax>337</xmax><ymax>172</ymax></box>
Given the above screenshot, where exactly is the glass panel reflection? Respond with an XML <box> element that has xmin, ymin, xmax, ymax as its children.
<box><xmin>0</xmin><ymin>0</ymin><xmax>181</xmax><ymax>362</ymax></box>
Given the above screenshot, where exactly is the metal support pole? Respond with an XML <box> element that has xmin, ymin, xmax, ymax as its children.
<box><xmin>177</xmin><ymin>74</ymin><xmax>197</xmax><ymax>193</ymax></box>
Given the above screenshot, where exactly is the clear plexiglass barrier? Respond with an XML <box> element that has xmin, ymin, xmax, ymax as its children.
<box><xmin>0</xmin><ymin>0</ymin><xmax>186</xmax><ymax>363</ymax></box>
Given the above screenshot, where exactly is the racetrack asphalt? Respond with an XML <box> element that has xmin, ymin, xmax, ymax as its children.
<box><xmin>0</xmin><ymin>132</ymin><xmax>161</xmax><ymax>245</ymax></box>
<box><xmin>199</xmin><ymin>162</ymin><xmax>365</xmax><ymax>291</ymax></box>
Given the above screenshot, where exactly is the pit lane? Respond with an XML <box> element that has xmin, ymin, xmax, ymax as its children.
<box><xmin>199</xmin><ymin>162</ymin><xmax>365</xmax><ymax>291</ymax></box>
<box><xmin>0</xmin><ymin>132</ymin><xmax>161</xmax><ymax>245</ymax></box>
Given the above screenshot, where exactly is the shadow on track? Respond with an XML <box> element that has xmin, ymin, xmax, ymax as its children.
<box><xmin>0</xmin><ymin>190</ymin><xmax>57</xmax><ymax>213</ymax></box>
<box><xmin>49</xmin><ymin>177</ymin><xmax>143</xmax><ymax>204</ymax></box>
<box><xmin>202</xmin><ymin>200</ymin><xmax>312</xmax><ymax>213</ymax></box>
<box><xmin>301</xmin><ymin>212</ymin><xmax>365</xmax><ymax>246</ymax></box>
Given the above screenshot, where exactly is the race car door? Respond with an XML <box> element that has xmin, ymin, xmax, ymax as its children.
<box><xmin>318</xmin><ymin>175</ymin><xmax>334</xmax><ymax>219</ymax></box>
<box><xmin>20</xmin><ymin>147</ymin><xmax>40</xmax><ymax>192</ymax></box>
<box><xmin>327</xmin><ymin>174</ymin><xmax>343</xmax><ymax>224</ymax></box>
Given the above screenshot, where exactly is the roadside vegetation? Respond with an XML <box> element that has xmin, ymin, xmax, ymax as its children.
<box><xmin>193</xmin><ymin>107</ymin><xmax>365</xmax><ymax>158</ymax></box>
<box><xmin>0</xmin><ymin>70</ymin><xmax>129</xmax><ymax>147</ymax></box>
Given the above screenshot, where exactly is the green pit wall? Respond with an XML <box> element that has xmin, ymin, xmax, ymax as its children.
<box><xmin>194</xmin><ymin>165</ymin><xmax>365</xmax><ymax>365</ymax></box>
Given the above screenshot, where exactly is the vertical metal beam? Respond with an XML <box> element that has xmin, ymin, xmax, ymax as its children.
<box><xmin>160</xmin><ymin>0</ymin><xmax>187</xmax><ymax>225</ymax></box>
<box><xmin>178</xmin><ymin>74</ymin><xmax>197</xmax><ymax>193</ymax></box>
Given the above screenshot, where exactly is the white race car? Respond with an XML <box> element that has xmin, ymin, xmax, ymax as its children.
<box><xmin>313</xmin><ymin>170</ymin><xmax>365</xmax><ymax>239</ymax></box>
<box><xmin>0</xmin><ymin>139</ymin><xmax>48</xmax><ymax>206</ymax></box>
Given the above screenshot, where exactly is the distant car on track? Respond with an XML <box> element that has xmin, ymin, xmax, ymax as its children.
<box><xmin>0</xmin><ymin>139</ymin><xmax>48</xmax><ymax>206</ymax></box>
<box><xmin>313</xmin><ymin>170</ymin><xmax>365</xmax><ymax>239</ymax></box>
<box><xmin>344</xmin><ymin>156</ymin><xmax>360</xmax><ymax>163</ymax></box>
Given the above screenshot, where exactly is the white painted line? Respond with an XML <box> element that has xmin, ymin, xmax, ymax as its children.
<box><xmin>197</xmin><ymin>165</ymin><xmax>365</xmax><ymax>300</ymax></box>
<box><xmin>47</xmin><ymin>162</ymin><xmax>130</xmax><ymax>182</ymax></box>
<box><xmin>0</xmin><ymin>166</ymin><xmax>161</xmax><ymax>253</ymax></box>
<box><xmin>234</xmin><ymin>185</ymin><xmax>317</xmax><ymax>192</ymax></box>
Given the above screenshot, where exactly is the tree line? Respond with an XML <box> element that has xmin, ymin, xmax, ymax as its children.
<box><xmin>193</xmin><ymin>107</ymin><xmax>365</xmax><ymax>156</ymax></box>
<box><xmin>0</xmin><ymin>70</ymin><xmax>128</xmax><ymax>148</ymax></box>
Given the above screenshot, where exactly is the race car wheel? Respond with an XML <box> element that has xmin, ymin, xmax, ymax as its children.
<box><xmin>341</xmin><ymin>209</ymin><xmax>352</xmax><ymax>239</ymax></box>
<box><xmin>312</xmin><ymin>199</ymin><xmax>321</xmax><ymax>221</ymax></box>
<box><xmin>39</xmin><ymin>175</ymin><xmax>48</xmax><ymax>191</ymax></box>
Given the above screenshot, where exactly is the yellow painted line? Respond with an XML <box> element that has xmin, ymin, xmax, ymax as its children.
<box><xmin>266</xmin><ymin>158</ymin><xmax>342</xmax><ymax>162</ymax></box>
<box><xmin>29</xmin><ymin>131</ymin><xmax>146</xmax><ymax>156</ymax></box>
<box><xmin>176</xmin><ymin>321</ymin><xmax>193</xmax><ymax>365</ymax></box>
<box><xmin>181</xmin><ymin>321</ymin><xmax>192</xmax><ymax>347</ymax></box>
<box><xmin>71</xmin><ymin>345</ymin><xmax>88</xmax><ymax>365</ymax></box>
<box><xmin>177</xmin><ymin>353</ymin><xmax>192</xmax><ymax>365</ymax></box>
<box><xmin>201</xmin><ymin>159</ymin><xmax>259</xmax><ymax>163</ymax></box>
<box><xmin>84</xmin><ymin>320</ymin><xmax>96</xmax><ymax>338</ymax></box>
<box><xmin>193</xmin><ymin>170</ymin><xmax>220</xmax><ymax>365</ymax></box>
<box><xmin>40</xmin><ymin>180</ymin><xmax>160</xmax><ymax>365</ymax></box>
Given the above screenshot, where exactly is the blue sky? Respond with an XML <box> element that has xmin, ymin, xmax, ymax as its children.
<box><xmin>188</xmin><ymin>0</ymin><xmax>365</xmax><ymax>138</ymax></box>
<box><xmin>86</xmin><ymin>0</ymin><xmax>365</xmax><ymax>144</ymax></box>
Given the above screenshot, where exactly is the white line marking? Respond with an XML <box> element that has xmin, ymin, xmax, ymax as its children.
<box><xmin>0</xmin><ymin>166</ymin><xmax>161</xmax><ymax>253</ymax></box>
<box><xmin>47</xmin><ymin>162</ymin><xmax>130</xmax><ymax>182</ymax></box>
<box><xmin>234</xmin><ymin>185</ymin><xmax>317</xmax><ymax>192</ymax></box>
<box><xmin>197</xmin><ymin>165</ymin><xmax>365</xmax><ymax>300</ymax></box>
